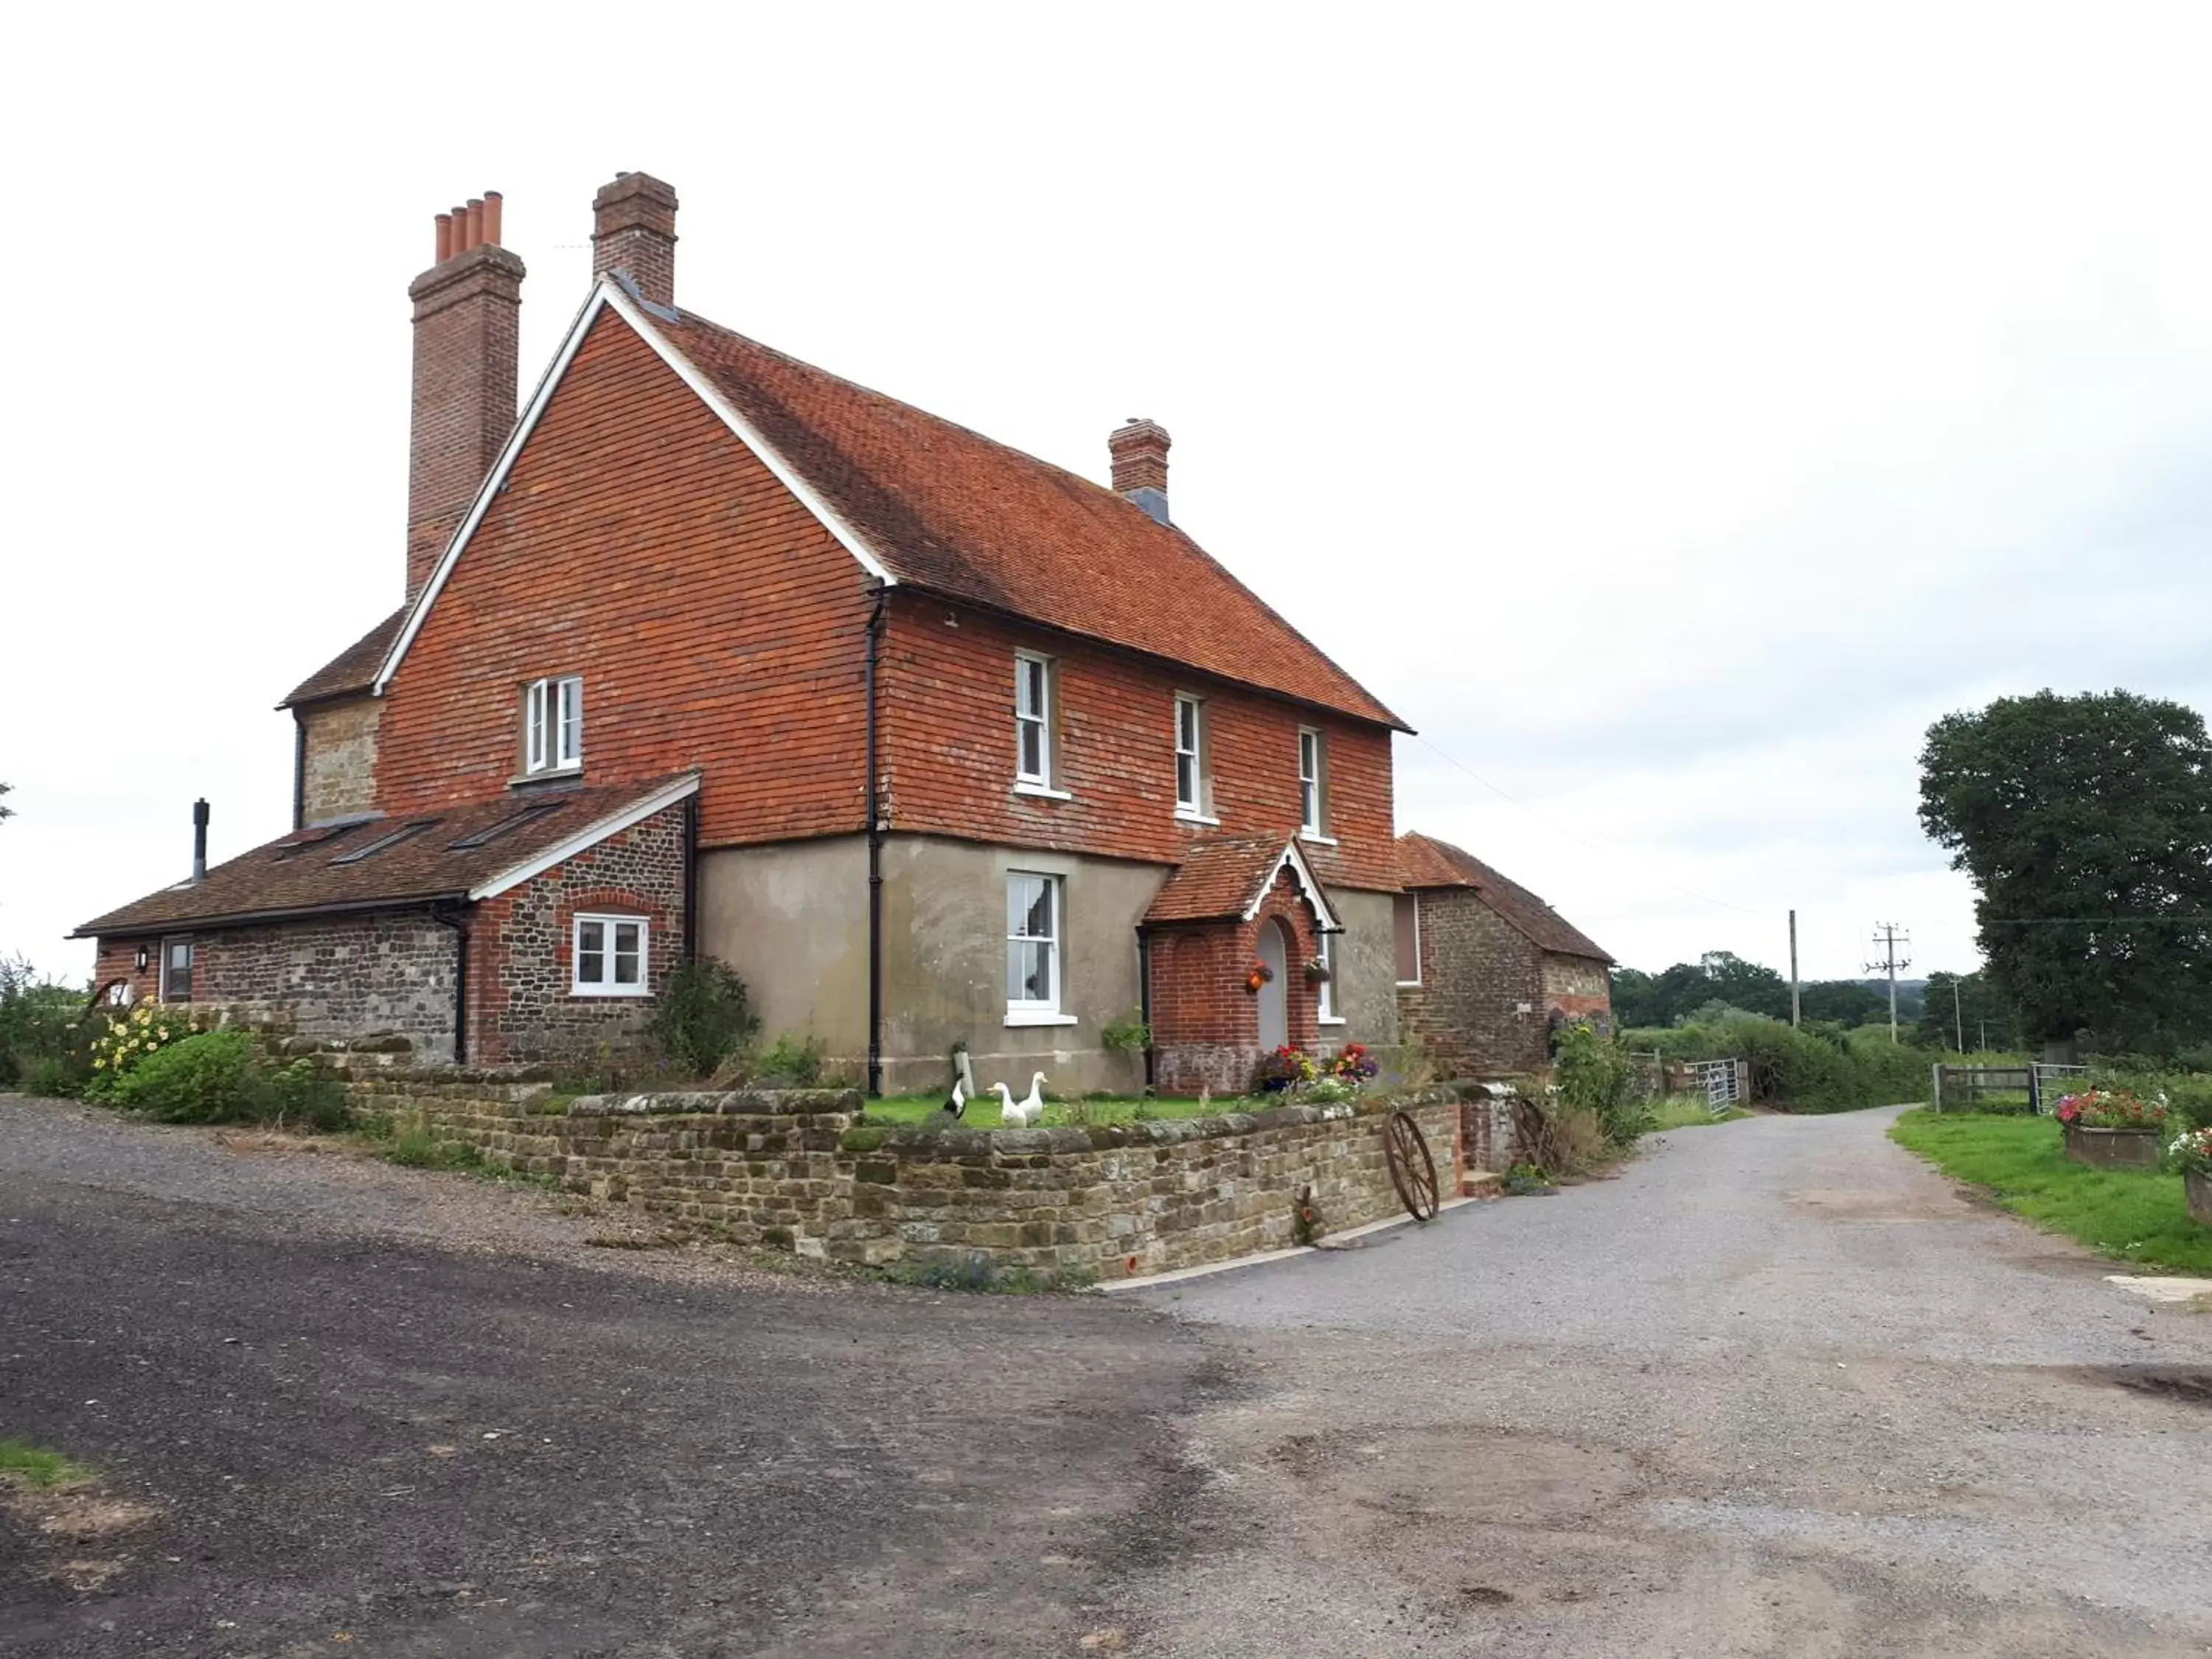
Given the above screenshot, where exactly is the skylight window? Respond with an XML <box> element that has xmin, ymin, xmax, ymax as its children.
<box><xmin>447</xmin><ymin>801</ymin><xmax>566</xmax><ymax>851</ymax></box>
<box><xmin>273</xmin><ymin>822</ymin><xmax>365</xmax><ymax>860</ymax></box>
<box><xmin>330</xmin><ymin>820</ymin><xmax>440</xmax><ymax>865</ymax></box>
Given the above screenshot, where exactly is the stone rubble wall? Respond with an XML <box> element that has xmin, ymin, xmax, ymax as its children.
<box><xmin>344</xmin><ymin>1075</ymin><xmax>1462</xmax><ymax>1280</ymax></box>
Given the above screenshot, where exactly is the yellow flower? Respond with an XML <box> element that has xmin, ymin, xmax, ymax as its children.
<box><xmin>91</xmin><ymin>1058</ymin><xmax>104</xmax><ymax>1070</ymax></box>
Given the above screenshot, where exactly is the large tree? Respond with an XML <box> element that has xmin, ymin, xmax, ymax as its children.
<box><xmin>1919</xmin><ymin>690</ymin><xmax>2212</xmax><ymax>1054</ymax></box>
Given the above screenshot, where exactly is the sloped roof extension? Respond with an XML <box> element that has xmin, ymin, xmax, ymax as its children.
<box><xmin>1397</xmin><ymin>832</ymin><xmax>1613</xmax><ymax>964</ymax></box>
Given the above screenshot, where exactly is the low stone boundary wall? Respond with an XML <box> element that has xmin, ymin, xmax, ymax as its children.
<box><xmin>345</xmin><ymin>1076</ymin><xmax>1461</xmax><ymax>1280</ymax></box>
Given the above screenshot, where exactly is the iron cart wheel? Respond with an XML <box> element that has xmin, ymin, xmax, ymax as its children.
<box><xmin>1383</xmin><ymin>1108</ymin><xmax>1440</xmax><ymax>1221</ymax></box>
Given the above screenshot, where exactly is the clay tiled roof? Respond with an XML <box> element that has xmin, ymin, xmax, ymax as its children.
<box><xmin>1396</xmin><ymin>832</ymin><xmax>1613</xmax><ymax>963</ymax></box>
<box><xmin>281</xmin><ymin>607</ymin><xmax>408</xmax><ymax>708</ymax></box>
<box><xmin>76</xmin><ymin>774</ymin><xmax>698</xmax><ymax>938</ymax></box>
<box><xmin>655</xmin><ymin>310</ymin><xmax>1408</xmax><ymax>731</ymax></box>
<box><xmin>1144</xmin><ymin>835</ymin><xmax>1344</xmax><ymax>929</ymax></box>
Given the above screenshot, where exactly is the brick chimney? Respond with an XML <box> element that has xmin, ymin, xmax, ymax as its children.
<box><xmin>406</xmin><ymin>192</ymin><xmax>524</xmax><ymax>600</ymax></box>
<box><xmin>1108</xmin><ymin>418</ymin><xmax>1172</xmax><ymax>525</ymax></box>
<box><xmin>592</xmin><ymin>173</ymin><xmax>679</xmax><ymax>310</ymax></box>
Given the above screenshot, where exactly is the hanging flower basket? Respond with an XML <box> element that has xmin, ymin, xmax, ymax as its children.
<box><xmin>1303</xmin><ymin>956</ymin><xmax>1332</xmax><ymax>984</ymax></box>
<box><xmin>1245</xmin><ymin>960</ymin><xmax>1274</xmax><ymax>994</ymax></box>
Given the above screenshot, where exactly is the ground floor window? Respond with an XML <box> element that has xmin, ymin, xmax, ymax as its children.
<box><xmin>159</xmin><ymin>937</ymin><xmax>193</xmax><ymax>1004</ymax></box>
<box><xmin>572</xmin><ymin>914</ymin><xmax>647</xmax><ymax>995</ymax></box>
<box><xmin>1006</xmin><ymin>872</ymin><xmax>1062</xmax><ymax>1016</ymax></box>
<box><xmin>1316</xmin><ymin>930</ymin><xmax>1341</xmax><ymax>1023</ymax></box>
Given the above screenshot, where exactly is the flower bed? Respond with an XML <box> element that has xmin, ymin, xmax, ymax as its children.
<box><xmin>2171</xmin><ymin>1126</ymin><xmax>2212</xmax><ymax>1228</ymax></box>
<box><xmin>2056</xmin><ymin>1088</ymin><xmax>2168</xmax><ymax>1171</ymax></box>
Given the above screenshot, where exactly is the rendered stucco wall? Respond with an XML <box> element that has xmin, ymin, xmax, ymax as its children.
<box><xmin>696</xmin><ymin>837</ymin><xmax>871</xmax><ymax>1068</ymax></box>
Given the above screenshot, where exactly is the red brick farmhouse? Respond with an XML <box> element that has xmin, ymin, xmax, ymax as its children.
<box><xmin>75</xmin><ymin>173</ymin><xmax>1450</xmax><ymax>1092</ymax></box>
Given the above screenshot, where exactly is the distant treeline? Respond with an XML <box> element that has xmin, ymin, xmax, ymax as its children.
<box><xmin>1611</xmin><ymin>952</ymin><xmax>2011</xmax><ymax>1048</ymax></box>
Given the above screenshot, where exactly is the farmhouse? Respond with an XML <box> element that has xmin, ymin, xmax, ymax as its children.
<box><xmin>1392</xmin><ymin>832</ymin><xmax>1614</xmax><ymax>1077</ymax></box>
<box><xmin>77</xmin><ymin>173</ymin><xmax>1420</xmax><ymax>1093</ymax></box>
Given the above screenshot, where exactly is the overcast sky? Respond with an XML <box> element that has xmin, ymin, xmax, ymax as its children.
<box><xmin>7</xmin><ymin>2</ymin><xmax>2212</xmax><ymax>988</ymax></box>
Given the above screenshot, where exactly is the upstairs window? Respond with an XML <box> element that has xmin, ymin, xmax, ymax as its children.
<box><xmin>525</xmin><ymin>676</ymin><xmax>583</xmax><ymax>775</ymax></box>
<box><xmin>1014</xmin><ymin>652</ymin><xmax>1056</xmax><ymax>790</ymax></box>
<box><xmin>573</xmin><ymin>914</ymin><xmax>648</xmax><ymax>996</ymax></box>
<box><xmin>1174</xmin><ymin>694</ymin><xmax>1210</xmax><ymax>818</ymax></box>
<box><xmin>1006</xmin><ymin>872</ymin><xmax>1062</xmax><ymax>1014</ymax></box>
<box><xmin>1298</xmin><ymin>728</ymin><xmax>1328</xmax><ymax>836</ymax></box>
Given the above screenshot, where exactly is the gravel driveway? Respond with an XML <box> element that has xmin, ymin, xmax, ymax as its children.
<box><xmin>0</xmin><ymin>1097</ymin><xmax>1211</xmax><ymax>1657</ymax></box>
<box><xmin>1123</xmin><ymin>1105</ymin><xmax>2212</xmax><ymax>1657</ymax></box>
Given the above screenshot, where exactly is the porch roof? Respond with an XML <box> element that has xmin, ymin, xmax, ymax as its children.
<box><xmin>1144</xmin><ymin>835</ymin><xmax>1342</xmax><ymax>933</ymax></box>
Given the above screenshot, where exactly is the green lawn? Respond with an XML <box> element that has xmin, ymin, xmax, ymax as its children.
<box><xmin>864</xmin><ymin>1092</ymin><xmax>1237</xmax><ymax>1128</ymax></box>
<box><xmin>1890</xmin><ymin>1108</ymin><xmax>2212</xmax><ymax>1273</ymax></box>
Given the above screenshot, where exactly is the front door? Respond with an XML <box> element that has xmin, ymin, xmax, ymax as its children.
<box><xmin>1256</xmin><ymin>917</ymin><xmax>1290</xmax><ymax>1051</ymax></box>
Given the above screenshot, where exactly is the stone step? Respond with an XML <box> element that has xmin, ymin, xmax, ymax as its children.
<box><xmin>1461</xmin><ymin>1169</ymin><xmax>1503</xmax><ymax>1200</ymax></box>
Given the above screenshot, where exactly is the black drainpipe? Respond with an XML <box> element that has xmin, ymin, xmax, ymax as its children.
<box><xmin>291</xmin><ymin>714</ymin><xmax>307</xmax><ymax>832</ymax></box>
<box><xmin>1136</xmin><ymin>926</ymin><xmax>1155</xmax><ymax>1091</ymax></box>
<box><xmin>429</xmin><ymin>905</ymin><xmax>470</xmax><ymax>1066</ymax></box>
<box><xmin>864</xmin><ymin>585</ymin><xmax>887</xmax><ymax>1098</ymax></box>
<box><xmin>683</xmin><ymin>790</ymin><xmax>699</xmax><ymax>966</ymax></box>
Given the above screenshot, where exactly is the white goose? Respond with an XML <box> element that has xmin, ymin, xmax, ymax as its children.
<box><xmin>942</xmin><ymin>1076</ymin><xmax>967</xmax><ymax>1119</ymax></box>
<box><xmin>997</xmin><ymin>1071</ymin><xmax>1048</xmax><ymax>1127</ymax></box>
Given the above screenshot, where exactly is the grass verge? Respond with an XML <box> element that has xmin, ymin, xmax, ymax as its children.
<box><xmin>1889</xmin><ymin>1108</ymin><xmax>2212</xmax><ymax>1273</ymax></box>
<box><xmin>1644</xmin><ymin>1094</ymin><xmax>1751</xmax><ymax>1131</ymax></box>
<box><xmin>0</xmin><ymin>1438</ymin><xmax>90</xmax><ymax>1490</ymax></box>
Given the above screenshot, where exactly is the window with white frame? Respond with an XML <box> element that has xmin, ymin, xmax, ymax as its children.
<box><xmin>1174</xmin><ymin>694</ymin><xmax>1208</xmax><ymax>817</ymax></box>
<box><xmin>572</xmin><ymin>914</ymin><xmax>647</xmax><ymax>995</ymax></box>
<box><xmin>1298</xmin><ymin>728</ymin><xmax>1326</xmax><ymax>835</ymax></box>
<box><xmin>1014</xmin><ymin>653</ymin><xmax>1052</xmax><ymax>787</ymax></box>
<box><xmin>1005</xmin><ymin>872</ymin><xmax>1062</xmax><ymax>1013</ymax></box>
<box><xmin>1316</xmin><ymin>931</ymin><xmax>1341</xmax><ymax>1023</ymax></box>
<box><xmin>525</xmin><ymin>676</ymin><xmax>584</xmax><ymax>775</ymax></box>
<box><xmin>159</xmin><ymin>937</ymin><xmax>194</xmax><ymax>1004</ymax></box>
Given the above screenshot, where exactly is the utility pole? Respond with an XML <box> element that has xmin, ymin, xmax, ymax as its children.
<box><xmin>1789</xmin><ymin>910</ymin><xmax>1801</xmax><ymax>1029</ymax></box>
<box><xmin>1866</xmin><ymin>923</ymin><xmax>1912</xmax><ymax>1045</ymax></box>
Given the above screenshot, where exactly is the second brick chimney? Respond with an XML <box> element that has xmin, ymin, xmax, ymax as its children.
<box><xmin>593</xmin><ymin>173</ymin><xmax>679</xmax><ymax>310</ymax></box>
<box><xmin>1109</xmin><ymin>418</ymin><xmax>1172</xmax><ymax>525</ymax></box>
<box><xmin>406</xmin><ymin>192</ymin><xmax>524</xmax><ymax>600</ymax></box>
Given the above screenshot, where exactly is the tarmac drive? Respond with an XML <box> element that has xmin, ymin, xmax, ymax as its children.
<box><xmin>1123</xmin><ymin>1104</ymin><xmax>2212</xmax><ymax>1656</ymax></box>
<box><xmin>7</xmin><ymin>1096</ymin><xmax>2211</xmax><ymax>1656</ymax></box>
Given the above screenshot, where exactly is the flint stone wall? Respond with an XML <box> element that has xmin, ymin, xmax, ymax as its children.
<box><xmin>344</xmin><ymin>1075</ymin><xmax>1461</xmax><ymax>1279</ymax></box>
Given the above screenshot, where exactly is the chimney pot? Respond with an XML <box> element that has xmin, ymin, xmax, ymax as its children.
<box><xmin>435</xmin><ymin>212</ymin><xmax>453</xmax><ymax>262</ymax></box>
<box><xmin>482</xmin><ymin>189</ymin><xmax>502</xmax><ymax>246</ymax></box>
<box><xmin>1108</xmin><ymin>418</ymin><xmax>1172</xmax><ymax>525</ymax></box>
<box><xmin>191</xmin><ymin>798</ymin><xmax>209</xmax><ymax>884</ymax></box>
<box><xmin>465</xmin><ymin>197</ymin><xmax>484</xmax><ymax>249</ymax></box>
<box><xmin>591</xmin><ymin>171</ymin><xmax>680</xmax><ymax>310</ymax></box>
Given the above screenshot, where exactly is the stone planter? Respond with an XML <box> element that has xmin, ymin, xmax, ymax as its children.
<box><xmin>2062</xmin><ymin>1123</ymin><xmax>2164</xmax><ymax>1172</ymax></box>
<box><xmin>2186</xmin><ymin>1169</ymin><xmax>2212</xmax><ymax>1229</ymax></box>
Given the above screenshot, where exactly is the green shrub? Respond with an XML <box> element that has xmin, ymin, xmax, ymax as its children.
<box><xmin>112</xmin><ymin>1029</ymin><xmax>256</xmax><ymax>1122</ymax></box>
<box><xmin>1101</xmin><ymin>1012</ymin><xmax>1150</xmax><ymax>1053</ymax></box>
<box><xmin>1627</xmin><ymin>1015</ymin><xmax>1929</xmax><ymax>1113</ymax></box>
<box><xmin>648</xmin><ymin>957</ymin><xmax>759</xmax><ymax>1077</ymax></box>
<box><xmin>1553</xmin><ymin>1023</ymin><xmax>1649</xmax><ymax>1145</ymax></box>
<box><xmin>249</xmin><ymin>1059</ymin><xmax>352</xmax><ymax>1131</ymax></box>
<box><xmin>757</xmin><ymin>1032</ymin><xmax>826</xmax><ymax>1087</ymax></box>
<box><xmin>0</xmin><ymin>957</ymin><xmax>103</xmax><ymax>1096</ymax></box>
